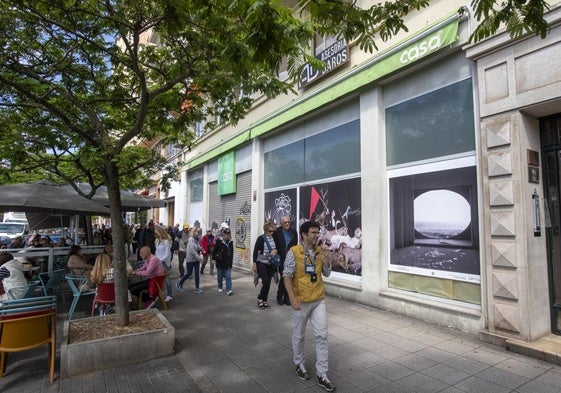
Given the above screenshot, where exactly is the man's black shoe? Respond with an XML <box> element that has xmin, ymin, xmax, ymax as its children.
<box><xmin>317</xmin><ymin>374</ymin><xmax>335</xmax><ymax>391</ymax></box>
<box><xmin>295</xmin><ymin>363</ymin><xmax>310</xmax><ymax>380</ymax></box>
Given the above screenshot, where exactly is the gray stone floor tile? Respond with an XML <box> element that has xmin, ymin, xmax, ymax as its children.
<box><xmin>365</xmin><ymin>383</ymin><xmax>416</xmax><ymax>392</ymax></box>
<box><xmin>370</xmin><ymin>361</ymin><xmax>417</xmax><ymax>381</ymax></box>
<box><xmin>445</xmin><ymin>356</ymin><xmax>491</xmax><ymax>375</ymax></box>
<box><xmin>534</xmin><ymin>368</ymin><xmax>561</xmax><ymax>390</ymax></box>
<box><xmin>438</xmin><ymin>388</ymin><xmax>468</xmax><ymax>393</ymax></box>
<box><xmin>494</xmin><ymin>357</ymin><xmax>552</xmax><ymax>379</ymax></box>
<box><xmin>477</xmin><ymin>366</ymin><xmax>531</xmax><ymax>389</ymax></box>
<box><xmin>397</xmin><ymin>372</ymin><xmax>449</xmax><ymax>393</ymax></box>
<box><xmin>434</xmin><ymin>339</ymin><xmax>480</xmax><ymax>355</ymax></box>
<box><xmin>421</xmin><ymin>363</ymin><xmax>471</xmax><ymax>385</ymax></box>
<box><xmin>415</xmin><ymin>346</ymin><xmax>457</xmax><ymax>363</ymax></box>
<box><xmin>462</xmin><ymin>347</ymin><xmax>513</xmax><ymax>366</ymax></box>
<box><xmin>453</xmin><ymin>375</ymin><xmax>512</xmax><ymax>393</ymax></box>
<box><xmin>338</xmin><ymin>367</ymin><xmax>393</xmax><ymax>391</ymax></box>
<box><xmin>393</xmin><ymin>353</ymin><xmax>439</xmax><ymax>372</ymax></box>
<box><xmin>373</xmin><ymin>344</ymin><xmax>411</xmax><ymax>360</ymax></box>
<box><xmin>514</xmin><ymin>380</ymin><xmax>561</xmax><ymax>393</ymax></box>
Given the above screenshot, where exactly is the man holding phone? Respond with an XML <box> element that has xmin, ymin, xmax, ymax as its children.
<box><xmin>283</xmin><ymin>221</ymin><xmax>335</xmax><ymax>392</ymax></box>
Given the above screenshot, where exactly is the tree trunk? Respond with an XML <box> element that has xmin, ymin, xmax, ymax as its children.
<box><xmin>104</xmin><ymin>161</ymin><xmax>129</xmax><ymax>327</ymax></box>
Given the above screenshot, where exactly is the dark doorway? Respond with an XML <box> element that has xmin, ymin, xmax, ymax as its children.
<box><xmin>541</xmin><ymin>113</ymin><xmax>561</xmax><ymax>335</ymax></box>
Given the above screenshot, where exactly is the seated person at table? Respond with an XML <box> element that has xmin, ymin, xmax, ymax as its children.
<box><xmin>67</xmin><ymin>245</ymin><xmax>94</xmax><ymax>289</ymax></box>
<box><xmin>128</xmin><ymin>246</ymin><xmax>164</xmax><ymax>309</ymax></box>
<box><xmin>91</xmin><ymin>253</ymin><xmax>114</xmax><ymax>284</ymax></box>
<box><xmin>0</xmin><ymin>252</ymin><xmax>27</xmax><ymax>300</ymax></box>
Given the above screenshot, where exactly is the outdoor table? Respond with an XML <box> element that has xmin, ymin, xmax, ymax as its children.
<box><xmin>21</xmin><ymin>264</ymin><xmax>41</xmax><ymax>280</ymax></box>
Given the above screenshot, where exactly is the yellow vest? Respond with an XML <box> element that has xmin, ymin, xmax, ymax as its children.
<box><xmin>290</xmin><ymin>244</ymin><xmax>325</xmax><ymax>303</ymax></box>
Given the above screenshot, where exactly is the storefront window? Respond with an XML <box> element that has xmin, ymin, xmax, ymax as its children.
<box><xmin>264</xmin><ymin>119</ymin><xmax>360</xmax><ymax>188</ymax></box>
<box><xmin>190</xmin><ymin>177</ymin><xmax>203</xmax><ymax>202</ymax></box>
<box><xmin>264</xmin><ymin>140</ymin><xmax>304</xmax><ymax>188</ymax></box>
<box><xmin>386</xmin><ymin>78</ymin><xmax>475</xmax><ymax>166</ymax></box>
<box><xmin>305</xmin><ymin>120</ymin><xmax>360</xmax><ymax>182</ymax></box>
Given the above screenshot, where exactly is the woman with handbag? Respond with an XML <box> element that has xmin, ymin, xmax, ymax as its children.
<box><xmin>252</xmin><ymin>222</ymin><xmax>278</xmax><ymax>309</ymax></box>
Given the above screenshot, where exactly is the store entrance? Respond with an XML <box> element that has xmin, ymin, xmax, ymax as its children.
<box><xmin>541</xmin><ymin>113</ymin><xmax>561</xmax><ymax>335</ymax></box>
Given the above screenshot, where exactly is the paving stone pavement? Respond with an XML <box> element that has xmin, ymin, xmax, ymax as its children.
<box><xmin>2</xmin><ymin>265</ymin><xmax>561</xmax><ymax>393</ymax></box>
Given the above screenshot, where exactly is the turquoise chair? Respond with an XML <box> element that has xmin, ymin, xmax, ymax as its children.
<box><xmin>38</xmin><ymin>269</ymin><xmax>67</xmax><ymax>302</ymax></box>
<box><xmin>64</xmin><ymin>275</ymin><xmax>95</xmax><ymax>320</ymax></box>
<box><xmin>6</xmin><ymin>281</ymin><xmax>40</xmax><ymax>300</ymax></box>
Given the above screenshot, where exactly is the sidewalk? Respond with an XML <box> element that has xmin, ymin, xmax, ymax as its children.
<box><xmin>3</xmin><ymin>267</ymin><xmax>561</xmax><ymax>393</ymax></box>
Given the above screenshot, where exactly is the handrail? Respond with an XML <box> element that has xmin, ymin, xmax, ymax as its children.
<box><xmin>0</xmin><ymin>245</ymin><xmax>104</xmax><ymax>273</ymax></box>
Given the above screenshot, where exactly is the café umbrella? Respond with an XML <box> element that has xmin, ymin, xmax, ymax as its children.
<box><xmin>0</xmin><ymin>181</ymin><xmax>110</xmax><ymax>216</ymax></box>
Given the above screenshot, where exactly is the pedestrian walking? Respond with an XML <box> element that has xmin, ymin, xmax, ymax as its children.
<box><xmin>176</xmin><ymin>227</ymin><xmax>203</xmax><ymax>293</ymax></box>
<box><xmin>273</xmin><ymin>215</ymin><xmax>298</xmax><ymax>305</ymax></box>
<box><xmin>283</xmin><ymin>221</ymin><xmax>335</xmax><ymax>391</ymax></box>
<box><xmin>200</xmin><ymin>228</ymin><xmax>216</xmax><ymax>275</ymax></box>
<box><xmin>253</xmin><ymin>222</ymin><xmax>278</xmax><ymax>308</ymax></box>
<box><xmin>177</xmin><ymin>224</ymin><xmax>189</xmax><ymax>276</ymax></box>
<box><xmin>212</xmin><ymin>228</ymin><xmax>234</xmax><ymax>295</ymax></box>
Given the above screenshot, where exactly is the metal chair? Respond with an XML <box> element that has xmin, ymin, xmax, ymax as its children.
<box><xmin>91</xmin><ymin>282</ymin><xmax>116</xmax><ymax>316</ymax></box>
<box><xmin>64</xmin><ymin>275</ymin><xmax>96</xmax><ymax>320</ymax></box>
<box><xmin>6</xmin><ymin>281</ymin><xmax>40</xmax><ymax>300</ymax></box>
<box><xmin>0</xmin><ymin>296</ymin><xmax>57</xmax><ymax>383</ymax></box>
<box><xmin>38</xmin><ymin>269</ymin><xmax>67</xmax><ymax>302</ymax></box>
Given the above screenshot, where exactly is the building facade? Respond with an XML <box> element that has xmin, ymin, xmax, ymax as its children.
<box><xmin>169</xmin><ymin>1</ymin><xmax>561</xmax><ymax>342</ymax></box>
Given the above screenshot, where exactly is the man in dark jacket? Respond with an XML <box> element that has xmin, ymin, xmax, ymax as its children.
<box><xmin>212</xmin><ymin>228</ymin><xmax>234</xmax><ymax>295</ymax></box>
<box><xmin>273</xmin><ymin>216</ymin><xmax>298</xmax><ymax>305</ymax></box>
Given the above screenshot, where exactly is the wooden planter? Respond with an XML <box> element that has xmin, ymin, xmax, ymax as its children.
<box><xmin>60</xmin><ymin>309</ymin><xmax>175</xmax><ymax>378</ymax></box>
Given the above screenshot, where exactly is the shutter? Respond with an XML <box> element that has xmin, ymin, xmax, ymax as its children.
<box><xmin>208</xmin><ymin>171</ymin><xmax>253</xmax><ymax>269</ymax></box>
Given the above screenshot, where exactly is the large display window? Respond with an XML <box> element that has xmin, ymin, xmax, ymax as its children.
<box><xmin>265</xmin><ymin>177</ymin><xmax>362</xmax><ymax>277</ymax></box>
<box><xmin>386</xmin><ymin>77</ymin><xmax>480</xmax><ymax>302</ymax></box>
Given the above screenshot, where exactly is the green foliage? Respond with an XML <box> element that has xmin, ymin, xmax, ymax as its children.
<box><xmin>470</xmin><ymin>0</ymin><xmax>551</xmax><ymax>42</ymax></box>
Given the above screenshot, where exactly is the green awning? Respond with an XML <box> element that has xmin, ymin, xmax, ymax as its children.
<box><xmin>186</xmin><ymin>10</ymin><xmax>461</xmax><ymax>170</ymax></box>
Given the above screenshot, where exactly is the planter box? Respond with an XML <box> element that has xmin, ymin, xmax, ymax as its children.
<box><xmin>60</xmin><ymin>309</ymin><xmax>175</xmax><ymax>378</ymax></box>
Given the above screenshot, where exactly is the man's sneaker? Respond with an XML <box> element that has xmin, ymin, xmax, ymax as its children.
<box><xmin>164</xmin><ymin>295</ymin><xmax>173</xmax><ymax>302</ymax></box>
<box><xmin>218</xmin><ymin>288</ymin><xmax>223</xmax><ymax>293</ymax></box>
<box><xmin>194</xmin><ymin>288</ymin><xmax>204</xmax><ymax>294</ymax></box>
<box><xmin>295</xmin><ymin>363</ymin><xmax>310</xmax><ymax>380</ymax></box>
<box><xmin>175</xmin><ymin>282</ymin><xmax>184</xmax><ymax>292</ymax></box>
<box><xmin>227</xmin><ymin>290</ymin><xmax>233</xmax><ymax>296</ymax></box>
<box><xmin>317</xmin><ymin>374</ymin><xmax>335</xmax><ymax>391</ymax></box>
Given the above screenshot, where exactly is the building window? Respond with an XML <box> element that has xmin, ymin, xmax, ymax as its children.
<box><xmin>264</xmin><ymin>119</ymin><xmax>360</xmax><ymax>189</ymax></box>
<box><xmin>386</xmin><ymin>78</ymin><xmax>475</xmax><ymax>167</ymax></box>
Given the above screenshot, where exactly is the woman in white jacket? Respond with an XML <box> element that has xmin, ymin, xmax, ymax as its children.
<box><xmin>0</xmin><ymin>252</ymin><xmax>28</xmax><ymax>300</ymax></box>
<box><xmin>155</xmin><ymin>226</ymin><xmax>173</xmax><ymax>302</ymax></box>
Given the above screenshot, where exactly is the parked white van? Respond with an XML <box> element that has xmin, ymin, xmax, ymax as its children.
<box><xmin>2</xmin><ymin>211</ymin><xmax>28</xmax><ymax>224</ymax></box>
<box><xmin>0</xmin><ymin>222</ymin><xmax>29</xmax><ymax>241</ymax></box>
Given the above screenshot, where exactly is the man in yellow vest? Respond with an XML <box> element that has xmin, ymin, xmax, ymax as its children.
<box><xmin>283</xmin><ymin>221</ymin><xmax>335</xmax><ymax>392</ymax></box>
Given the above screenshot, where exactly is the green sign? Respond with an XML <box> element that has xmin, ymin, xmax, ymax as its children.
<box><xmin>217</xmin><ymin>151</ymin><xmax>236</xmax><ymax>195</ymax></box>
<box><xmin>375</xmin><ymin>19</ymin><xmax>459</xmax><ymax>75</ymax></box>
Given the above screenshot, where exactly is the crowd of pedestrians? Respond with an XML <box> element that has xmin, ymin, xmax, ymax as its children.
<box><xmin>0</xmin><ymin>216</ymin><xmax>338</xmax><ymax>391</ymax></box>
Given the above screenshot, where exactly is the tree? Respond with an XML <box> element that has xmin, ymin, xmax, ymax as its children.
<box><xmin>0</xmin><ymin>0</ymin><xmax>552</xmax><ymax>326</ymax></box>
